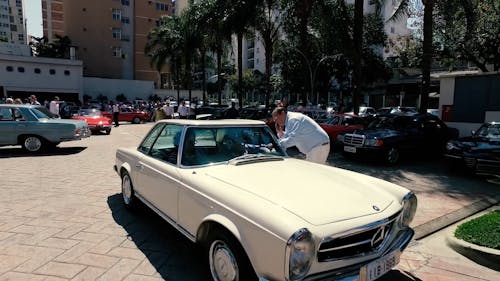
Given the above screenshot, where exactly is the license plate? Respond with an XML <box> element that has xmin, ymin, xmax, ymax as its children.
<box><xmin>344</xmin><ymin>146</ymin><xmax>356</xmax><ymax>153</ymax></box>
<box><xmin>359</xmin><ymin>250</ymin><xmax>400</xmax><ymax>281</ymax></box>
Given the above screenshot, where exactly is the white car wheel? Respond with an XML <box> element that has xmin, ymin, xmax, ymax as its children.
<box><xmin>207</xmin><ymin>230</ymin><xmax>257</xmax><ymax>281</ymax></box>
<box><xmin>133</xmin><ymin>117</ymin><xmax>141</xmax><ymax>124</ymax></box>
<box><xmin>23</xmin><ymin>136</ymin><xmax>43</xmax><ymax>152</ymax></box>
<box><xmin>121</xmin><ymin>172</ymin><xmax>135</xmax><ymax>208</ymax></box>
<box><xmin>210</xmin><ymin>239</ymin><xmax>238</xmax><ymax>281</ymax></box>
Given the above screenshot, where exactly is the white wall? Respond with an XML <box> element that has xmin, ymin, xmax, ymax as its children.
<box><xmin>83</xmin><ymin>77</ymin><xmax>154</xmax><ymax>101</ymax></box>
<box><xmin>0</xmin><ymin>53</ymin><xmax>83</xmax><ymax>98</ymax></box>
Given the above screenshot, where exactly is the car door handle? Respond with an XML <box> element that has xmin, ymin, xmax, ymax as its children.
<box><xmin>135</xmin><ymin>164</ymin><xmax>144</xmax><ymax>171</ymax></box>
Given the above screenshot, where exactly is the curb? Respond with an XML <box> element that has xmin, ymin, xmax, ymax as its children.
<box><xmin>413</xmin><ymin>196</ymin><xmax>499</xmax><ymax>240</ymax></box>
<box><xmin>445</xmin><ymin>207</ymin><xmax>500</xmax><ymax>271</ymax></box>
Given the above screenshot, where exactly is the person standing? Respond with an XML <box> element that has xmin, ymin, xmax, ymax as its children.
<box><xmin>272</xmin><ymin>106</ymin><xmax>330</xmax><ymax>164</ymax></box>
<box><xmin>225</xmin><ymin>102</ymin><xmax>239</xmax><ymax>119</ymax></box>
<box><xmin>30</xmin><ymin>95</ymin><xmax>41</xmax><ymax>105</ymax></box>
<box><xmin>112</xmin><ymin>102</ymin><xmax>120</xmax><ymax>127</ymax></box>
<box><xmin>177</xmin><ymin>100</ymin><xmax>188</xmax><ymax>119</ymax></box>
<box><xmin>49</xmin><ymin>96</ymin><xmax>62</xmax><ymax>116</ymax></box>
<box><xmin>163</xmin><ymin>100</ymin><xmax>174</xmax><ymax>119</ymax></box>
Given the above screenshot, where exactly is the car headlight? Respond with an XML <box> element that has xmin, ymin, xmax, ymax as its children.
<box><xmin>286</xmin><ymin>228</ymin><xmax>315</xmax><ymax>281</ymax></box>
<box><xmin>365</xmin><ymin>138</ymin><xmax>383</xmax><ymax>146</ymax></box>
<box><xmin>399</xmin><ymin>192</ymin><xmax>417</xmax><ymax>228</ymax></box>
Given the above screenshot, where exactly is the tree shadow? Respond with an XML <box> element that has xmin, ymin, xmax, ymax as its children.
<box><xmin>106</xmin><ymin>194</ymin><xmax>209</xmax><ymax>281</ymax></box>
<box><xmin>328</xmin><ymin>151</ymin><xmax>500</xmax><ymax>200</ymax></box>
<box><xmin>0</xmin><ymin>146</ymin><xmax>87</xmax><ymax>158</ymax></box>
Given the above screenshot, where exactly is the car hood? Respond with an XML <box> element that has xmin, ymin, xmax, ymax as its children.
<box><xmin>202</xmin><ymin>159</ymin><xmax>396</xmax><ymax>226</ymax></box>
<box><xmin>41</xmin><ymin>118</ymin><xmax>88</xmax><ymax>128</ymax></box>
<box><xmin>72</xmin><ymin>116</ymin><xmax>110</xmax><ymax>123</ymax></box>
<box><xmin>452</xmin><ymin>137</ymin><xmax>500</xmax><ymax>151</ymax></box>
<box><xmin>353</xmin><ymin>128</ymin><xmax>401</xmax><ymax>139</ymax></box>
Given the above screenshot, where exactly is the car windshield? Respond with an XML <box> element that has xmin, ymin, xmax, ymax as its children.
<box><xmin>181</xmin><ymin>126</ymin><xmax>286</xmax><ymax>166</ymax></box>
<box><xmin>79</xmin><ymin>109</ymin><xmax>102</xmax><ymax>116</ymax></box>
<box><xmin>476</xmin><ymin>124</ymin><xmax>500</xmax><ymax>138</ymax></box>
<box><xmin>368</xmin><ymin>116</ymin><xmax>412</xmax><ymax>130</ymax></box>
<box><xmin>31</xmin><ymin>107</ymin><xmax>52</xmax><ymax>119</ymax></box>
<box><xmin>324</xmin><ymin>115</ymin><xmax>340</xmax><ymax>125</ymax></box>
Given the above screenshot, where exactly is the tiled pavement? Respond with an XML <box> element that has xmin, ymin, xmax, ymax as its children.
<box><xmin>1</xmin><ymin>122</ymin><xmax>499</xmax><ymax>280</ymax></box>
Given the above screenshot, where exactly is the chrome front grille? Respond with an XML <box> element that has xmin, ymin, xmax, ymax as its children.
<box><xmin>343</xmin><ymin>134</ymin><xmax>365</xmax><ymax>147</ymax></box>
<box><xmin>464</xmin><ymin>157</ymin><xmax>476</xmax><ymax>168</ymax></box>
<box><xmin>317</xmin><ymin>214</ymin><xmax>398</xmax><ymax>262</ymax></box>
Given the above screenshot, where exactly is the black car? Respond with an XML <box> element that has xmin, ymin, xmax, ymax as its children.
<box><xmin>341</xmin><ymin>114</ymin><xmax>459</xmax><ymax>164</ymax></box>
<box><xmin>444</xmin><ymin>122</ymin><xmax>500</xmax><ymax>176</ymax></box>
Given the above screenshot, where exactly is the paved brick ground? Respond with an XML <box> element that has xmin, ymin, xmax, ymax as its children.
<box><xmin>0</xmin><ymin>122</ymin><xmax>498</xmax><ymax>280</ymax></box>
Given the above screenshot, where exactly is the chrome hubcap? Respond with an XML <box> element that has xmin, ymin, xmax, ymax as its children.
<box><xmin>122</xmin><ymin>175</ymin><xmax>132</xmax><ymax>205</ymax></box>
<box><xmin>210</xmin><ymin>240</ymin><xmax>238</xmax><ymax>281</ymax></box>
<box><xmin>24</xmin><ymin>137</ymin><xmax>42</xmax><ymax>152</ymax></box>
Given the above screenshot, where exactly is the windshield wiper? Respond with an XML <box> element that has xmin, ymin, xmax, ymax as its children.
<box><xmin>228</xmin><ymin>154</ymin><xmax>284</xmax><ymax>165</ymax></box>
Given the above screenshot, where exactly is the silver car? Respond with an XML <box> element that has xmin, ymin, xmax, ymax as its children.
<box><xmin>0</xmin><ymin>104</ymin><xmax>90</xmax><ymax>152</ymax></box>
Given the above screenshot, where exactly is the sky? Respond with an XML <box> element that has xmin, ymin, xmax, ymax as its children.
<box><xmin>25</xmin><ymin>0</ymin><xmax>43</xmax><ymax>38</ymax></box>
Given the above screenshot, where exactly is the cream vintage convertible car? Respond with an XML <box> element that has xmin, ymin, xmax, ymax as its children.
<box><xmin>114</xmin><ymin>119</ymin><xmax>417</xmax><ymax>281</ymax></box>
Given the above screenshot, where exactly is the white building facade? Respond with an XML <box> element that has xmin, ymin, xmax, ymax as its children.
<box><xmin>0</xmin><ymin>0</ymin><xmax>27</xmax><ymax>44</ymax></box>
<box><xmin>0</xmin><ymin>43</ymin><xmax>83</xmax><ymax>102</ymax></box>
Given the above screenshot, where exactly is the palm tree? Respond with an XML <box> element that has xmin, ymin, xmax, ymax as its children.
<box><xmin>390</xmin><ymin>0</ymin><xmax>433</xmax><ymax>113</ymax></box>
<box><xmin>255</xmin><ymin>0</ymin><xmax>283</xmax><ymax>108</ymax></box>
<box><xmin>224</xmin><ymin>0</ymin><xmax>262</xmax><ymax>108</ymax></box>
<box><xmin>144</xmin><ymin>15</ymin><xmax>183</xmax><ymax>96</ymax></box>
<box><xmin>197</xmin><ymin>0</ymin><xmax>232</xmax><ymax>105</ymax></box>
<box><xmin>352</xmin><ymin>0</ymin><xmax>364</xmax><ymax>115</ymax></box>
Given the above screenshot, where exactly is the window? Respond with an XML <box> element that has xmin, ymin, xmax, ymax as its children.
<box><xmin>34</xmin><ymin>68</ymin><xmax>41</xmax><ymax>74</ymax></box>
<box><xmin>0</xmin><ymin>108</ymin><xmax>14</xmax><ymax>121</ymax></box>
<box><xmin>83</xmin><ymin>27</ymin><xmax>87</xmax><ymax>31</ymax></box>
<box><xmin>17</xmin><ymin>67</ymin><xmax>24</xmax><ymax>72</ymax></box>
<box><xmin>156</xmin><ymin>2</ymin><xmax>168</xmax><ymax>11</ymax></box>
<box><xmin>112</xmin><ymin>28</ymin><xmax>121</xmax><ymax>39</ymax></box>
<box><xmin>17</xmin><ymin>33</ymin><xmax>23</xmax><ymax>41</ymax></box>
<box><xmin>150</xmin><ymin>125</ymin><xmax>183</xmax><ymax>165</ymax></box>
<box><xmin>112</xmin><ymin>47</ymin><xmax>122</xmax><ymax>57</ymax></box>
<box><xmin>64</xmin><ymin>70</ymin><xmax>70</xmax><ymax>76</ymax></box>
<box><xmin>138</xmin><ymin>123</ymin><xmax>165</xmax><ymax>154</ymax></box>
<box><xmin>82</xmin><ymin>8</ymin><xmax>86</xmax><ymax>11</ymax></box>
<box><xmin>112</xmin><ymin>9</ymin><xmax>121</xmax><ymax>20</ymax></box>
<box><xmin>121</xmin><ymin>0</ymin><xmax>130</xmax><ymax>6</ymax></box>
<box><xmin>121</xmin><ymin>17</ymin><xmax>130</xmax><ymax>24</ymax></box>
<box><xmin>6</xmin><ymin>66</ymin><xmax>13</xmax><ymax>72</ymax></box>
<box><xmin>49</xmin><ymin>69</ymin><xmax>56</xmax><ymax>75</ymax></box>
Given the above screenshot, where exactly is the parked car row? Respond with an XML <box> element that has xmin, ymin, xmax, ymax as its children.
<box><xmin>0</xmin><ymin>104</ymin><xmax>91</xmax><ymax>152</ymax></box>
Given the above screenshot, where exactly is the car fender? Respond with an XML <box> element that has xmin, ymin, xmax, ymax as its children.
<box><xmin>198</xmin><ymin>214</ymin><xmax>242</xmax><ymax>242</ymax></box>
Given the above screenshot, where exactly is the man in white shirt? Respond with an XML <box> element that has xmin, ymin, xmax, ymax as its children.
<box><xmin>272</xmin><ymin>107</ymin><xmax>330</xmax><ymax>164</ymax></box>
<box><xmin>177</xmin><ymin>100</ymin><xmax>189</xmax><ymax>119</ymax></box>
<box><xmin>162</xmin><ymin>100</ymin><xmax>174</xmax><ymax>119</ymax></box>
<box><xmin>49</xmin><ymin>96</ymin><xmax>61</xmax><ymax>116</ymax></box>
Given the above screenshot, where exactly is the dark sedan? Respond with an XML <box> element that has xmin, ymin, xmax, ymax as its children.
<box><xmin>444</xmin><ymin>122</ymin><xmax>500</xmax><ymax>176</ymax></box>
<box><xmin>341</xmin><ymin>114</ymin><xmax>459</xmax><ymax>164</ymax></box>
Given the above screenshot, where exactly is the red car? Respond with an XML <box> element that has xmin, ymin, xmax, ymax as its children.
<box><xmin>103</xmin><ymin>107</ymin><xmax>151</xmax><ymax>124</ymax></box>
<box><xmin>72</xmin><ymin>109</ymin><xmax>112</xmax><ymax>135</ymax></box>
<box><xmin>319</xmin><ymin>113</ymin><xmax>365</xmax><ymax>143</ymax></box>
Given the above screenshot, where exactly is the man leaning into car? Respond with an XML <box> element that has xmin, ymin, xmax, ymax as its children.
<box><xmin>272</xmin><ymin>106</ymin><xmax>330</xmax><ymax>164</ymax></box>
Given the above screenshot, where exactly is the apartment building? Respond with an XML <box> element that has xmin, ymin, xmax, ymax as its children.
<box><xmin>42</xmin><ymin>0</ymin><xmax>173</xmax><ymax>87</ymax></box>
<box><xmin>0</xmin><ymin>0</ymin><xmax>27</xmax><ymax>44</ymax></box>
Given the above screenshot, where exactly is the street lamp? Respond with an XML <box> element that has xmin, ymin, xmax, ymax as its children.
<box><xmin>291</xmin><ymin>47</ymin><xmax>339</xmax><ymax>105</ymax></box>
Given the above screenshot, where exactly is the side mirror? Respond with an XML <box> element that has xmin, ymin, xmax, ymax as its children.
<box><xmin>471</xmin><ymin>130</ymin><xmax>476</xmax><ymax>136</ymax></box>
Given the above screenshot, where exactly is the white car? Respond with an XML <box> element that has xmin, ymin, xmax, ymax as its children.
<box><xmin>114</xmin><ymin>119</ymin><xmax>417</xmax><ymax>281</ymax></box>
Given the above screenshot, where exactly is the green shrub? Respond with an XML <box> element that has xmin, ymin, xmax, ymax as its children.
<box><xmin>455</xmin><ymin>210</ymin><xmax>500</xmax><ymax>250</ymax></box>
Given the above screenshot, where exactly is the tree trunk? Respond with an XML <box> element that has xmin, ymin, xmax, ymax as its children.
<box><xmin>352</xmin><ymin>0</ymin><xmax>364</xmax><ymax>115</ymax></box>
<box><xmin>237</xmin><ymin>33</ymin><xmax>244</xmax><ymax>108</ymax></box>
<box><xmin>217</xmin><ymin>48</ymin><xmax>223</xmax><ymax>105</ymax></box>
<box><xmin>201</xmin><ymin>48</ymin><xmax>207</xmax><ymax>105</ymax></box>
<box><xmin>264</xmin><ymin>37</ymin><xmax>273</xmax><ymax>109</ymax></box>
<box><xmin>420</xmin><ymin>0</ymin><xmax>434</xmax><ymax>114</ymax></box>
